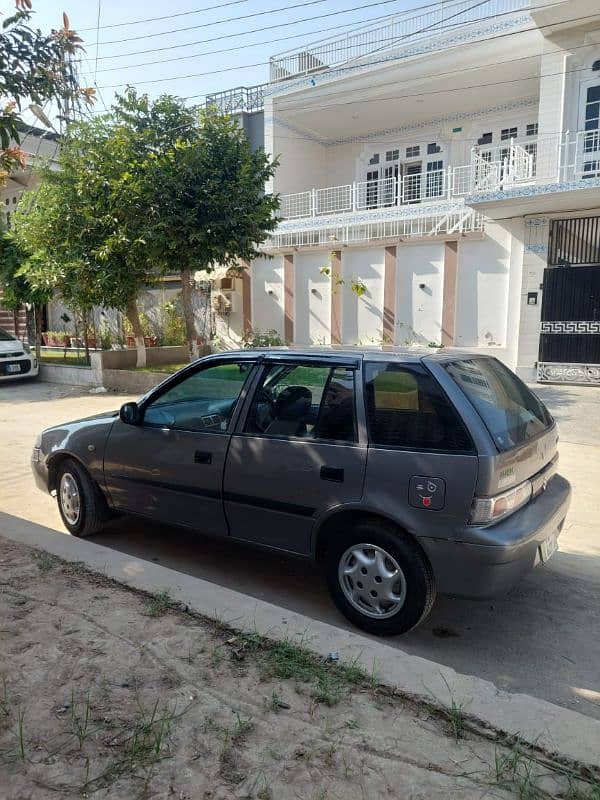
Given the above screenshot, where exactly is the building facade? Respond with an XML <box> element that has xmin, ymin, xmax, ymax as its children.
<box><xmin>209</xmin><ymin>0</ymin><xmax>600</xmax><ymax>384</ymax></box>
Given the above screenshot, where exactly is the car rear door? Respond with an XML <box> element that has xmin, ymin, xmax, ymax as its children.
<box><xmin>103</xmin><ymin>357</ymin><xmax>257</xmax><ymax>536</ymax></box>
<box><xmin>223</xmin><ymin>355</ymin><xmax>367</xmax><ymax>555</ymax></box>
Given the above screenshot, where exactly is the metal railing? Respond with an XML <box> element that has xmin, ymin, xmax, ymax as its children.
<box><xmin>270</xmin><ymin>0</ymin><xmax>530</xmax><ymax>81</ymax></box>
<box><xmin>279</xmin><ymin>170</ymin><xmax>449</xmax><ymax>219</ymax></box>
<box><xmin>205</xmin><ymin>84</ymin><xmax>267</xmax><ymax>114</ymax></box>
<box><xmin>264</xmin><ymin>209</ymin><xmax>485</xmax><ymax>250</ymax></box>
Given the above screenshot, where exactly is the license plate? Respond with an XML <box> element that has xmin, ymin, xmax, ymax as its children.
<box><xmin>540</xmin><ymin>533</ymin><xmax>559</xmax><ymax>563</ymax></box>
<box><xmin>6</xmin><ymin>364</ymin><xmax>20</xmax><ymax>374</ymax></box>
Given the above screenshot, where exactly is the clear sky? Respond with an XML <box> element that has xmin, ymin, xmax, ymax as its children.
<box><xmin>13</xmin><ymin>0</ymin><xmax>418</xmax><ymax>122</ymax></box>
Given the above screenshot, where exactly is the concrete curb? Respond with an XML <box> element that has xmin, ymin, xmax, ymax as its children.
<box><xmin>2</xmin><ymin>513</ymin><xmax>599</xmax><ymax>770</ymax></box>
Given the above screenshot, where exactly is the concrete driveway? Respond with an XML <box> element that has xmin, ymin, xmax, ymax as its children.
<box><xmin>1</xmin><ymin>378</ymin><xmax>599</xmax><ymax>720</ymax></box>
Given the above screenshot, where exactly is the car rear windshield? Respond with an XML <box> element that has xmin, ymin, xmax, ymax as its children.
<box><xmin>0</xmin><ymin>327</ymin><xmax>16</xmax><ymax>341</ymax></box>
<box><xmin>444</xmin><ymin>358</ymin><xmax>553</xmax><ymax>452</ymax></box>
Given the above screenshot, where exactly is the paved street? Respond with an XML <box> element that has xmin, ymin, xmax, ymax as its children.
<box><xmin>1</xmin><ymin>378</ymin><xmax>599</xmax><ymax>720</ymax></box>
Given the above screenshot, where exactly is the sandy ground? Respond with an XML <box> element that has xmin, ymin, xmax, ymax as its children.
<box><xmin>2</xmin><ymin>535</ymin><xmax>591</xmax><ymax>800</ymax></box>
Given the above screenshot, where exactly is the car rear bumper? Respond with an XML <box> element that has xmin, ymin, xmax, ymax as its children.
<box><xmin>418</xmin><ymin>473</ymin><xmax>571</xmax><ymax>598</ymax></box>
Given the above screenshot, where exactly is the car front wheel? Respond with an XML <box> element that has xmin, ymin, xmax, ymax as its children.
<box><xmin>56</xmin><ymin>458</ymin><xmax>108</xmax><ymax>537</ymax></box>
<box><xmin>326</xmin><ymin>521</ymin><xmax>436</xmax><ymax>636</ymax></box>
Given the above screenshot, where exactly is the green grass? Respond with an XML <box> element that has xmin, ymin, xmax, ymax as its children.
<box><xmin>40</xmin><ymin>348</ymin><xmax>89</xmax><ymax>367</ymax></box>
<box><xmin>136</xmin><ymin>363</ymin><xmax>188</xmax><ymax>374</ymax></box>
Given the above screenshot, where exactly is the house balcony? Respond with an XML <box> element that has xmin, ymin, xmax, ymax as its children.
<box><xmin>462</xmin><ymin>130</ymin><xmax>600</xmax><ymax>218</ymax></box>
<box><xmin>264</xmin><ymin>170</ymin><xmax>485</xmax><ymax>251</ymax></box>
<box><xmin>263</xmin><ymin>130</ymin><xmax>600</xmax><ymax>250</ymax></box>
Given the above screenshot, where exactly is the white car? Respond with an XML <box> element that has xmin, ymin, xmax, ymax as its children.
<box><xmin>0</xmin><ymin>327</ymin><xmax>39</xmax><ymax>381</ymax></box>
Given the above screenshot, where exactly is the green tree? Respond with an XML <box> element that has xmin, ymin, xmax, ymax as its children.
<box><xmin>0</xmin><ymin>228</ymin><xmax>52</xmax><ymax>359</ymax></box>
<box><xmin>145</xmin><ymin>104</ymin><xmax>280</xmax><ymax>358</ymax></box>
<box><xmin>1</xmin><ymin>1</ymin><xmax>92</xmax><ymax>181</ymax></box>
<box><xmin>13</xmin><ymin>117</ymin><xmax>156</xmax><ymax>366</ymax></box>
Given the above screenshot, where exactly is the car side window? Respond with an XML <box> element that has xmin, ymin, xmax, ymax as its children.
<box><xmin>364</xmin><ymin>362</ymin><xmax>473</xmax><ymax>452</ymax></box>
<box><xmin>143</xmin><ymin>362</ymin><xmax>254</xmax><ymax>433</ymax></box>
<box><xmin>245</xmin><ymin>363</ymin><xmax>357</xmax><ymax>442</ymax></box>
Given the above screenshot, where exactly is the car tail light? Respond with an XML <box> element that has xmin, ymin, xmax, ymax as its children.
<box><xmin>470</xmin><ymin>479</ymin><xmax>533</xmax><ymax>525</ymax></box>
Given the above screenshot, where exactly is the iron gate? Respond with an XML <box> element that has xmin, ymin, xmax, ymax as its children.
<box><xmin>538</xmin><ymin>264</ymin><xmax>600</xmax><ymax>383</ymax></box>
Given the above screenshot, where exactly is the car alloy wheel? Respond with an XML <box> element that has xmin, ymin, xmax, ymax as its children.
<box><xmin>338</xmin><ymin>542</ymin><xmax>407</xmax><ymax>619</ymax></box>
<box><xmin>59</xmin><ymin>472</ymin><xmax>81</xmax><ymax>526</ymax></box>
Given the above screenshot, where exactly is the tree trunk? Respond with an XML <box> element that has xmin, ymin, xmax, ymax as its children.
<box><xmin>181</xmin><ymin>268</ymin><xmax>199</xmax><ymax>361</ymax></box>
<box><xmin>126</xmin><ymin>296</ymin><xmax>146</xmax><ymax>368</ymax></box>
<box><xmin>34</xmin><ymin>304</ymin><xmax>42</xmax><ymax>363</ymax></box>
<box><xmin>82</xmin><ymin>309</ymin><xmax>91</xmax><ymax>366</ymax></box>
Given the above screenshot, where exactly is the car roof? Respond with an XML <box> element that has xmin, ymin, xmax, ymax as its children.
<box><xmin>213</xmin><ymin>346</ymin><xmax>493</xmax><ymax>363</ymax></box>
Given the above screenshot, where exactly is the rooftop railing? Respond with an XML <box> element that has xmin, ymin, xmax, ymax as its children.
<box><xmin>270</xmin><ymin>0</ymin><xmax>530</xmax><ymax>82</ymax></box>
<box><xmin>205</xmin><ymin>84</ymin><xmax>267</xmax><ymax>114</ymax></box>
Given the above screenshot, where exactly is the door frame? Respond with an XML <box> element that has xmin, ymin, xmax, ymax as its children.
<box><xmin>231</xmin><ymin>352</ymin><xmax>368</xmax><ymax>444</ymax></box>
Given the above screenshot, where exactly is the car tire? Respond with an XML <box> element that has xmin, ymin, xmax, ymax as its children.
<box><xmin>56</xmin><ymin>458</ymin><xmax>109</xmax><ymax>538</ymax></box>
<box><xmin>325</xmin><ymin>520</ymin><xmax>436</xmax><ymax>636</ymax></box>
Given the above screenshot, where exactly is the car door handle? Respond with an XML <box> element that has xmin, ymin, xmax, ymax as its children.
<box><xmin>320</xmin><ymin>465</ymin><xmax>344</xmax><ymax>482</ymax></box>
<box><xmin>194</xmin><ymin>450</ymin><xmax>212</xmax><ymax>465</ymax></box>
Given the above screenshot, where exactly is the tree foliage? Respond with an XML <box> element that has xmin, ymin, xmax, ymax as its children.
<box><xmin>0</xmin><ymin>1</ymin><xmax>93</xmax><ymax>180</ymax></box>
<box><xmin>14</xmin><ymin>88</ymin><xmax>280</xmax><ymax>358</ymax></box>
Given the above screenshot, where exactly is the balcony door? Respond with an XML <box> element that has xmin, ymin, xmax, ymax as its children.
<box><xmin>581</xmin><ymin>84</ymin><xmax>600</xmax><ymax>178</ymax></box>
<box><xmin>401</xmin><ymin>162</ymin><xmax>422</xmax><ymax>204</ymax></box>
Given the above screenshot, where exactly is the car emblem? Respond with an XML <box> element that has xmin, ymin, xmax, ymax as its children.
<box><xmin>542</xmin><ymin>479</ymin><xmax>548</xmax><ymax>492</ymax></box>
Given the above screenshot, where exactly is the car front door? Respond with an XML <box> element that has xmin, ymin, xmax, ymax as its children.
<box><xmin>103</xmin><ymin>357</ymin><xmax>257</xmax><ymax>536</ymax></box>
<box><xmin>223</xmin><ymin>356</ymin><xmax>368</xmax><ymax>555</ymax></box>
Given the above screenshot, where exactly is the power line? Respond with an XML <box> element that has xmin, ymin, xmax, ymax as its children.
<box><xmin>80</xmin><ymin>0</ymin><xmax>249</xmax><ymax>32</ymax></box>
<box><xmin>93</xmin><ymin>6</ymin><xmax>590</xmax><ymax>93</ymax></box>
<box><xmin>90</xmin><ymin>13</ymin><xmax>416</xmax><ymax>74</ymax></box>
<box><xmin>93</xmin><ymin>0</ymin><xmax>102</xmax><ymax>82</ymax></box>
<box><xmin>91</xmin><ymin>0</ymin><xmax>344</xmax><ymax>47</ymax></box>
<box><xmin>89</xmin><ymin>0</ymin><xmax>433</xmax><ymax>60</ymax></box>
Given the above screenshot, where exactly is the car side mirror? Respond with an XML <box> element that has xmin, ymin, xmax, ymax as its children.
<box><xmin>120</xmin><ymin>402</ymin><xmax>142</xmax><ymax>426</ymax></box>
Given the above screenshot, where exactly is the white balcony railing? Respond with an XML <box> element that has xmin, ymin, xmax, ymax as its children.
<box><xmin>280</xmin><ymin>170</ymin><xmax>450</xmax><ymax>219</ymax></box>
<box><xmin>277</xmin><ymin>130</ymin><xmax>600</xmax><ymax>227</ymax></box>
<box><xmin>270</xmin><ymin>0</ymin><xmax>530</xmax><ymax>81</ymax></box>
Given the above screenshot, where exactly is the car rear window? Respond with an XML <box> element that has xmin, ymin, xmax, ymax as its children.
<box><xmin>364</xmin><ymin>363</ymin><xmax>473</xmax><ymax>452</ymax></box>
<box><xmin>444</xmin><ymin>358</ymin><xmax>553</xmax><ymax>452</ymax></box>
<box><xmin>0</xmin><ymin>327</ymin><xmax>16</xmax><ymax>341</ymax></box>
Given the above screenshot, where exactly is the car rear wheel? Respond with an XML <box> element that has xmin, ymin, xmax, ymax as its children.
<box><xmin>326</xmin><ymin>521</ymin><xmax>436</xmax><ymax>636</ymax></box>
<box><xmin>56</xmin><ymin>458</ymin><xmax>108</xmax><ymax>537</ymax></box>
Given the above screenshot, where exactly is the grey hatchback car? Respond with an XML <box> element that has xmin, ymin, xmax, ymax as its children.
<box><xmin>32</xmin><ymin>349</ymin><xmax>571</xmax><ymax>636</ymax></box>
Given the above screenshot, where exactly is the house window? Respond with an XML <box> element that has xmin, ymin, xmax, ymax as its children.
<box><xmin>426</xmin><ymin>160</ymin><xmax>444</xmax><ymax>198</ymax></box>
<box><xmin>369</xmin><ymin>153</ymin><xmax>380</xmax><ymax>165</ymax></box>
<box><xmin>526</xmin><ymin>123</ymin><xmax>538</xmax><ymax>136</ymax></box>
<box><xmin>593</xmin><ymin>60</ymin><xmax>600</xmax><ymax>71</ymax></box>
<box><xmin>501</xmin><ymin>127</ymin><xmax>518</xmax><ymax>140</ymax></box>
<box><xmin>583</xmin><ymin>85</ymin><xmax>600</xmax><ymax>177</ymax></box>
<box><xmin>477</xmin><ymin>132</ymin><xmax>493</xmax><ymax>145</ymax></box>
<box><xmin>406</xmin><ymin>145</ymin><xmax>420</xmax><ymax>158</ymax></box>
<box><xmin>427</xmin><ymin>142</ymin><xmax>441</xmax><ymax>154</ymax></box>
<box><xmin>385</xmin><ymin>149</ymin><xmax>399</xmax><ymax>161</ymax></box>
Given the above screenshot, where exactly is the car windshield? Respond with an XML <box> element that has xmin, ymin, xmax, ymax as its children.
<box><xmin>0</xmin><ymin>327</ymin><xmax>16</xmax><ymax>342</ymax></box>
<box><xmin>444</xmin><ymin>358</ymin><xmax>553</xmax><ymax>452</ymax></box>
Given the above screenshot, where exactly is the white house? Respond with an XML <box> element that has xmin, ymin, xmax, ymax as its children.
<box><xmin>210</xmin><ymin>0</ymin><xmax>600</xmax><ymax>385</ymax></box>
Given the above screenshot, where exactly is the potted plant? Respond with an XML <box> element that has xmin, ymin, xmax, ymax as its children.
<box><xmin>41</xmin><ymin>331</ymin><xmax>52</xmax><ymax>346</ymax></box>
<box><xmin>55</xmin><ymin>331</ymin><xmax>71</xmax><ymax>348</ymax></box>
<box><xmin>86</xmin><ymin>335</ymin><xmax>98</xmax><ymax>349</ymax></box>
